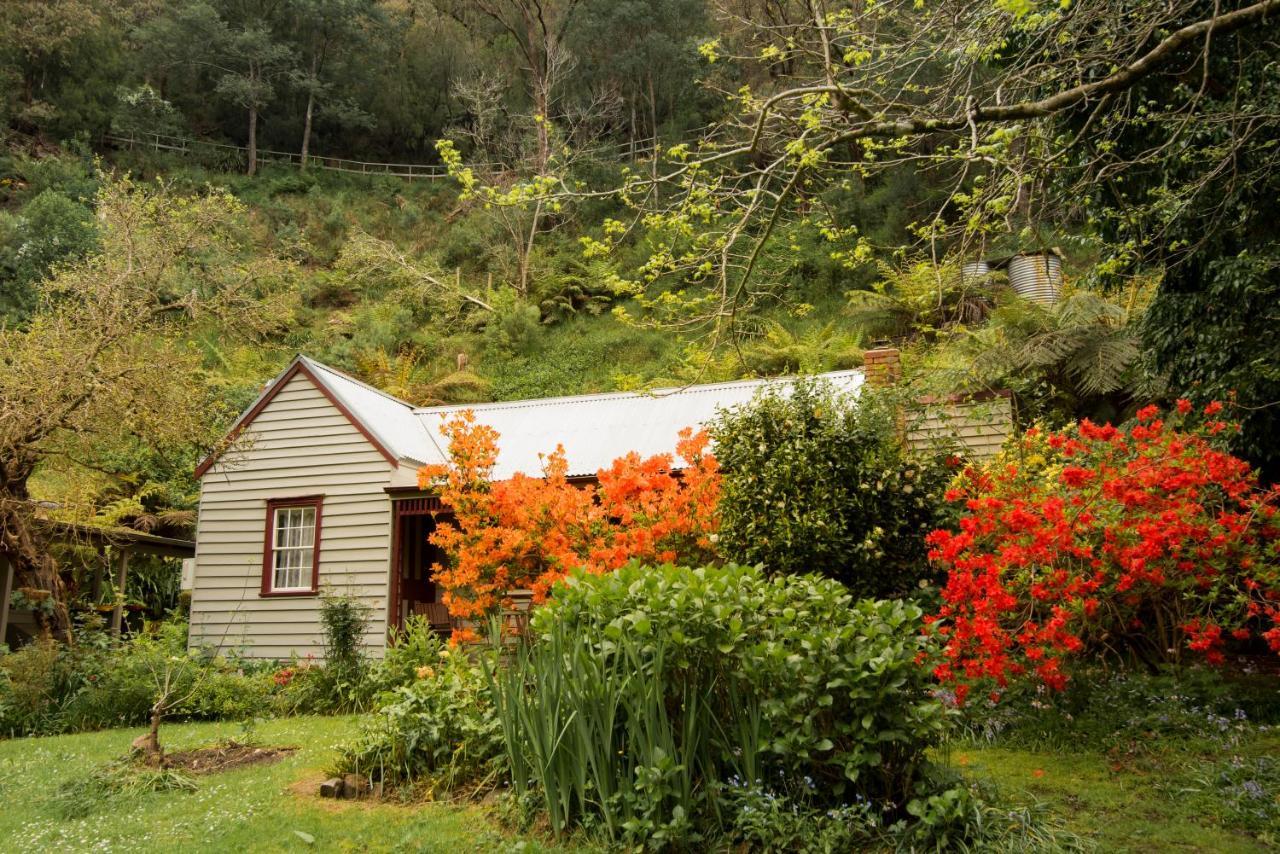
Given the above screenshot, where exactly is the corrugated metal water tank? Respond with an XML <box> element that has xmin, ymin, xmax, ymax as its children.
<box><xmin>960</xmin><ymin>260</ymin><xmax>991</xmax><ymax>285</ymax></box>
<box><xmin>1008</xmin><ymin>253</ymin><xmax>1062</xmax><ymax>304</ymax></box>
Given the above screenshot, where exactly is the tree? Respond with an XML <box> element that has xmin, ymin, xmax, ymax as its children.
<box><xmin>289</xmin><ymin>0</ymin><xmax>379</xmax><ymax>168</ymax></box>
<box><xmin>433</xmin><ymin>0</ymin><xmax>585</xmax><ymax>174</ymax></box>
<box><xmin>143</xmin><ymin>2</ymin><xmax>297</xmax><ymax>175</ymax></box>
<box><xmin>570</xmin><ymin>0</ymin><xmax>709</xmax><ymax>147</ymax></box>
<box><xmin>554</xmin><ymin>1</ymin><xmax>1280</xmax><ymax>350</ymax></box>
<box><xmin>0</xmin><ymin>0</ymin><xmax>114</xmax><ymax>121</ymax></box>
<box><xmin>0</xmin><ymin>174</ymin><xmax>297</xmax><ymax>637</ymax></box>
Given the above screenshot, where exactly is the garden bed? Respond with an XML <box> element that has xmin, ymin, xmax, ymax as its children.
<box><xmin>163</xmin><ymin>741</ymin><xmax>296</xmax><ymax>774</ymax></box>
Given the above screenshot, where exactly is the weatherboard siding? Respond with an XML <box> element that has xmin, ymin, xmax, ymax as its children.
<box><xmin>906</xmin><ymin>396</ymin><xmax>1013</xmax><ymax>461</ymax></box>
<box><xmin>190</xmin><ymin>372</ymin><xmax>393</xmax><ymax>660</ymax></box>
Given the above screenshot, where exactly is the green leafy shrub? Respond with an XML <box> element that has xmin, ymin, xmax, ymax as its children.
<box><xmin>0</xmin><ymin>620</ymin><xmax>286</xmax><ymax>735</ymax></box>
<box><xmin>308</xmin><ymin>590</ymin><xmax>374</xmax><ymax>712</ymax></box>
<box><xmin>0</xmin><ymin>189</ymin><xmax>98</xmax><ymax>321</ymax></box>
<box><xmin>363</xmin><ymin>616</ymin><xmax>450</xmax><ymax>703</ymax></box>
<box><xmin>709</xmin><ymin>380</ymin><xmax>955</xmax><ymax>599</ymax></box>
<box><xmin>337</xmin><ymin>643</ymin><xmax>503</xmax><ymax>795</ymax></box>
<box><xmin>492</xmin><ymin>562</ymin><xmax>950</xmax><ymax>847</ymax></box>
<box><xmin>179</xmin><ymin>667</ymin><xmax>276</xmax><ymax>720</ymax></box>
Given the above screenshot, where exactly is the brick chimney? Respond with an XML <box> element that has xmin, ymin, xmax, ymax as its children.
<box><xmin>862</xmin><ymin>347</ymin><xmax>901</xmax><ymax>389</ymax></box>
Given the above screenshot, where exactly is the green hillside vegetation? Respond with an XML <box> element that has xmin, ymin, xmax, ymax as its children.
<box><xmin>0</xmin><ymin>144</ymin><xmax>866</xmax><ymax>522</ymax></box>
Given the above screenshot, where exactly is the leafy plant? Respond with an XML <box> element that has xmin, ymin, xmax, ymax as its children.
<box><xmin>490</xmin><ymin>562</ymin><xmax>950</xmax><ymax>846</ymax></box>
<box><xmin>710</xmin><ymin>379</ymin><xmax>956</xmax><ymax>599</ymax></box>
<box><xmin>312</xmin><ymin>590</ymin><xmax>374</xmax><ymax>712</ymax></box>
<box><xmin>337</xmin><ymin>642</ymin><xmax>503</xmax><ymax>796</ymax></box>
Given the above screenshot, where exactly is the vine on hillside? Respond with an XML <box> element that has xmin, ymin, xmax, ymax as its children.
<box><xmin>418</xmin><ymin>412</ymin><xmax>721</xmax><ymax>641</ymax></box>
<box><xmin>926</xmin><ymin>402</ymin><xmax>1280</xmax><ymax>703</ymax></box>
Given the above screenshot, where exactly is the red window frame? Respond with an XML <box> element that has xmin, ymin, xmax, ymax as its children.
<box><xmin>261</xmin><ymin>496</ymin><xmax>324</xmax><ymax>597</ymax></box>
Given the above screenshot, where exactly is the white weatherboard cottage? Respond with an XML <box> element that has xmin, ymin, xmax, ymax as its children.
<box><xmin>189</xmin><ymin>356</ymin><xmax>867</xmax><ymax>659</ymax></box>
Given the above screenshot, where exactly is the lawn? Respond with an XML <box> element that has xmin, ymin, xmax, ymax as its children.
<box><xmin>3</xmin><ymin>712</ymin><xmax>1275</xmax><ymax>853</ymax></box>
<box><xmin>948</xmin><ymin>731</ymin><xmax>1280</xmax><ymax>853</ymax></box>
<box><xmin>0</xmin><ymin>715</ymin><xmax>572</xmax><ymax>854</ymax></box>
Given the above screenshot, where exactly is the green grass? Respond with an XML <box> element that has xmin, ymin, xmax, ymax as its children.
<box><xmin>946</xmin><ymin>731</ymin><xmax>1280</xmax><ymax>853</ymax></box>
<box><xmin>0</xmin><ymin>715</ymin><xmax>573</xmax><ymax>853</ymax></box>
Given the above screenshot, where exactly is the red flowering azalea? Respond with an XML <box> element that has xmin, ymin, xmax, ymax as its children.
<box><xmin>925</xmin><ymin>403</ymin><xmax>1280</xmax><ymax>699</ymax></box>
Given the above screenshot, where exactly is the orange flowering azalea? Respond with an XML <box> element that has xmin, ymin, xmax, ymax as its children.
<box><xmin>418</xmin><ymin>412</ymin><xmax>721</xmax><ymax>637</ymax></box>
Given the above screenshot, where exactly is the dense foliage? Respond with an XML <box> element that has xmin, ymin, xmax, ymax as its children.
<box><xmin>710</xmin><ymin>380</ymin><xmax>955</xmax><ymax>599</ymax></box>
<box><xmin>491</xmin><ymin>562</ymin><xmax>950</xmax><ymax>847</ymax></box>
<box><xmin>337</xmin><ymin>623</ymin><xmax>504</xmax><ymax>796</ymax></box>
<box><xmin>418</xmin><ymin>412</ymin><xmax>720</xmax><ymax>638</ymax></box>
<box><xmin>0</xmin><ymin>621</ymin><xmax>276</xmax><ymax>737</ymax></box>
<box><xmin>926</xmin><ymin>403</ymin><xmax>1280</xmax><ymax>702</ymax></box>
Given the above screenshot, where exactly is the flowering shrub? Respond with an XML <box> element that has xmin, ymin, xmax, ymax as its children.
<box><xmin>926</xmin><ymin>402</ymin><xmax>1280</xmax><ymax>701</ymax></box>
<box><xmin>417</xmin><ymin>412</ymin><xmax>721</xmax><ymax>639</ymax></box>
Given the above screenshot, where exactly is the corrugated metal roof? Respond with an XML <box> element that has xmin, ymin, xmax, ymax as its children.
<box><xmin>233</xmin><ymin>357</ymin><xmax>864</xmax><ymax>480</ymax></box>
<box><xmin>300</xmin><ymin>356</ymin><xmax>434</xmax><ymax>465</ymax></box>
<box><xmin>411</xmin><ymin>370</ymin><xmax>864</xmax><ymax>479</ymax></box>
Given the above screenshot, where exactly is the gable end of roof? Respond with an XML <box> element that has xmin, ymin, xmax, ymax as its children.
<box><xmin>194</xmin><ymin>356</ymin><xmax>403</xmax><ymax>479</ymax></box>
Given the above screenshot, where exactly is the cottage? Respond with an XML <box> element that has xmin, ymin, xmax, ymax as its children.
<box><xmin>189</xmin><ymin>356</ymin><xmax>862</xmax><ymax>658</ymax></box>
<box><xmin>189</xmin><ymin>353</ymin><xmax>1008</xmax><ymax>659</ymax></box>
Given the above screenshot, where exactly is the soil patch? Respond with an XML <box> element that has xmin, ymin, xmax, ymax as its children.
<box><xmin>164</xmin><ymin>741</ymin><xmax>297</xmax><ymax>774</ymax></box>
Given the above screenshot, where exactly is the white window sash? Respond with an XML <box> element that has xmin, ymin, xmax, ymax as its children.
<box><xmin>270</xmin><ymin>505</ymin><xmax>316</xmax><ymax>591</ymax></box>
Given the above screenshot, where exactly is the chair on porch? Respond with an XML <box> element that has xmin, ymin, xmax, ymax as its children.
<box><xmin>412</xmin><ymin>601</ymin><xmax>453</xmax><ymax>635</ymax></box>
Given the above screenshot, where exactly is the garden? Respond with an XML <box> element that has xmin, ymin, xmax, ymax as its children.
<box><xmin>3</xmin><ymin>383</ymin><xmax>1277</xmax><ymax>852</ymax></box>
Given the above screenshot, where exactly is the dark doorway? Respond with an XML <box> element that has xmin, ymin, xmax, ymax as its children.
<box><xmin>390</xmin><ymin>499</ymin><xmax>452</xmax><ymax>635</ymax></box>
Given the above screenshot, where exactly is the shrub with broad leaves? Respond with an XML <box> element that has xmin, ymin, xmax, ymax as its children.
<box><xmin>710</xmin><ymin>379</ymin><xmax>957</xmax><ymax>599</ymax></box>
<box><xmin>926</xmin><ymin>402</ymin><xmax>1280</xmax><ymax>702</ymax></box>
<box><xmin>491</xmin><ymin>563</ymin><xmax>949</xmax><ymax>847</ymax></box>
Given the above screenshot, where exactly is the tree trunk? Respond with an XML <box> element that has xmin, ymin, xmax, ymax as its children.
<box><xmin>1</xmin><ymin>464</ymin><xmax>72</xmax><ymax>642</ymax></box>
<box><xmin>647</xmin><ymin>72</ymin><xmax>659</xmax><ymax>180</ymax></box>
<box><xmin>301</xmin><ymin>55</ymin><xmax>318</xmax><ymax>170</ymax></box>
<box><xmin>247</xmin><ymin>106</ymin><xmax>259</xmax><ymax>177</ymax></box>
<box><xmin>133</xmin><ymin>707</ymin><xmax>164</xmax><ymax>763</ymax></box>
<box><xmin>301</xmin><ymin>91</ymin><xmax>314</xmax><ymax>170</ymax></box>
<box><xmin>534</xmin><ymin>85</ymin><xmax>550</xmax><ymax>175</ymax></box>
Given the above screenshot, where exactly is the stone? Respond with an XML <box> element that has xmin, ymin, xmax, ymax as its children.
<box><xmin>319</xmin><ymin>777</ymin><xmax>344</xmax><ymax>798</ymax></box>
<box><xmin>341</xmin><ymin>773</ymin><xmax>370</xmax><ymax>799</ymax></box>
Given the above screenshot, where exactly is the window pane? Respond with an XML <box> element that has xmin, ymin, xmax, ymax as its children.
<box><xmin>298</xmin><ymin>509</ymin><xmax>315</xmax><ymax>547</ymax></box>
<box><xmin>270</xmin><ymin>503</ymin><xmax>318</xmax><ymax>591</ymax></box>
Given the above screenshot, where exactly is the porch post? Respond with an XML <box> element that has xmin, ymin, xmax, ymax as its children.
<box><xmin>110</xmin><ymin>548</ymin><xmax>130</xmax><ymax>636</ymax></box>
<box><xmin>0</xmin><ymin>555</ymin><xmax>12</xmax><ymax>647</ymax></box>
<box><xmin>90</xmin><ymin>549</ymin><xmax>105</xmax><ymax>602</ymax></box>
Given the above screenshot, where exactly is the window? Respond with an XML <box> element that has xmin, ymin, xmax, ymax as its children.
<box><xmin>261</xmin><ymin>496</ymin><xmax>323</xmax><ymax>596</ymax></box>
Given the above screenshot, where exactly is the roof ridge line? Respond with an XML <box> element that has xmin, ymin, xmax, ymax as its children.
<box><xmin>298</xmin><ymin>355</ymin><xmax>417</xmax><ymax>410</ymax></box>
<box><xmin>411</xmin><ymin>368</ymin><xmax>865</xmax><ymax>415</ymax></box>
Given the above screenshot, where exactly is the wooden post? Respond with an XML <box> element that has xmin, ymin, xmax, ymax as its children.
<box><xmin>111</xmin><ymin>549</ymin><xmax>130</xmax><ymax>636</ymax></box>
<box><xmin>0</xmin><ymin>555</ymin><xmax>12</xmax><ymax>648</ymax></box>
<box><xmin>90</xmin><ymin>549</ymin><xmax>104</xmax><ymax>603</ymax></box>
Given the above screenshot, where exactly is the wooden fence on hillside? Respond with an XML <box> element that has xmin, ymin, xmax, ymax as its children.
<box><xmin>101</xmin><ymin>131</ymin><xmax>669</xmax><ymax>180</ymax></box>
